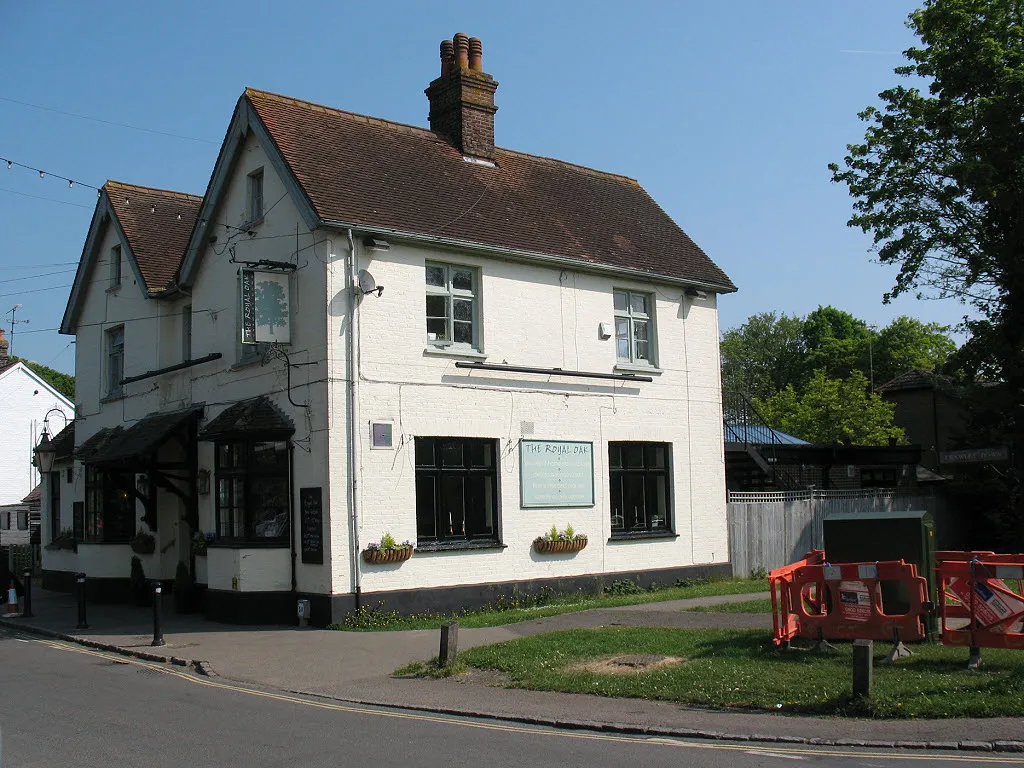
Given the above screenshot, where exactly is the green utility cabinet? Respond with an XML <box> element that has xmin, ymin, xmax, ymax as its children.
<box><xmin>822</xmin><ymin>510</ymin><xmax>937</xmax><ymax>628</ymax></box>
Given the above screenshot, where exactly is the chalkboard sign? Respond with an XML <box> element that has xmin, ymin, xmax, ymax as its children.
<box><xmin>520</xmin><ymin>440</ymin><xmax>595</xmax><ymax>508</ymax></box>
<box><xmin>299</xmin><ymin>487</ymin><xmax>323</xmax><ymax>564</ymax></box>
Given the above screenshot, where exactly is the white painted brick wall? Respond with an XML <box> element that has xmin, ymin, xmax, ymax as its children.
<box><xmin>340</xmin><ymin>240</ymin><xmax>730</xmax><ymax>596</ymax></box>
<box><xmin>61</xmin><ymin>128</ymin><xmax>730</xmax><ymax>601</ymax></box>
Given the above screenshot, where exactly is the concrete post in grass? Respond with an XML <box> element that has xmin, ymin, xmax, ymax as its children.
<box><xmin>439</xmin><ymin>621</ymin><xmax>459</xmax><ymax>667</ymax></box>
<box><xmin>853</xmin><ymin>639</ymin><xmax>873</xmax><ymax>699</ymax></box>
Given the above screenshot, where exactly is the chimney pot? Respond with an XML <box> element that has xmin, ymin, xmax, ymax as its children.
<box><xmin>454</xmin><ymin>32</ymin><xmax>470</xmax><ymax>69</ymax></box>
<box><xmin>426</xmin><ymin>33</ymin><xmax>499</xmax><ymax>160</ymax></box>
<box><xmin>440</xmin><ymin>39</ymin><xmax>454</xmax><ymax>76</ymax></box>
<box><xmin>468</xmin><ymin>37</ymin><xmax>483</xmax><ymax>71</ymax></box>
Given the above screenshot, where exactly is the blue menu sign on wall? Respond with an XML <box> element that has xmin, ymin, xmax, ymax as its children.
<box><xmin>520</xmin><ymin>440</ymin><xmax>595</xmax><ymax>508</ymax></box>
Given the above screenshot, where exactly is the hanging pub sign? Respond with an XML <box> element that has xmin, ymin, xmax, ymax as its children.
<box><xmin>240</xmin><ymin>269</ymin><xmax>291</xmax><ymax>344</ymax></box>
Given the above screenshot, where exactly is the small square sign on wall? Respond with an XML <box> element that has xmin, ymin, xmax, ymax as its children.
<box><xmin>371</xmin><ymin>421</ymin><xmax>394</xmax><ymax>449</ymax></box>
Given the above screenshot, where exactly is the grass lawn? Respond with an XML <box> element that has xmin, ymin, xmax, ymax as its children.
<box><xmin>330</xmin><ymin>578</ymin><xmax>769</xmax><ymax>631</ymax></box>
<box><xmin>684</xmin><ymin>598</ymin><xmax>773</xmax><ymax>614</ymax></box>
<box><xmin>455</xmin><ymin>628</ymin><xmax>1024</xmax><ymax>718</ymax></box>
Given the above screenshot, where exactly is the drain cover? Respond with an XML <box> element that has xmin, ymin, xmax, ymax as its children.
<box><xmin>611</xmin><ymin>654</ymin><xmax>666</xmax><ymax>668</ymax></box>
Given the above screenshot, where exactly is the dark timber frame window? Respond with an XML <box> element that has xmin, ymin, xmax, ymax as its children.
<box><xmin>83</xmin><ymin>467</ymin><xmax>135</xmax><ymax>543</ymax></box>
<box><xmin>49</xmin><ymin>471</ymin><xmax>61</xmax><ymax>541</ymax></box>
<box><xmin>215</xmin><ymin>440</ymin><xmax>289</xmax><ymax>544</ymax></box>
<box><xmin>609</xmin><ymin>442</ymin><xmax>672</xmax><ymax>536</ymax></box>
<box><xmin>415</xmin><ymin>437</ymin><xmax>498</xmax><ymax>545</ymax></box>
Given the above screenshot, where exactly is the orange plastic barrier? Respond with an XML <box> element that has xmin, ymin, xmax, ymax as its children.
<box><xmin>936</xmin><ymin>551</ymin><xmax>1024</xmax><ymax>650</ymax></box>
<box><xmin>770</xmin><ymin>550</ymin><xmax>930</xmax><ymax>646</ymax></box>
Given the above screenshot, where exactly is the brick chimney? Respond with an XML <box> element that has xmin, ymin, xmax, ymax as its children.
<box><xmin>0</xmin><ymin>328</ymin><xmax>8</xmax><ymax>366</ymax></box>
<box><xmin>425</xmin><ymin>33</ymin><xmax>499</xmax><ymax>161</ymax></box>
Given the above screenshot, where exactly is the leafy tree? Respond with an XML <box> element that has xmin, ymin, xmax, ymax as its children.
<box><xmin>754</xmin><ymin>371</ymin><xmax>905</xmax><ymax>446</ymax></box>
<box><xmin>872</xmin><ymin>316</ymin><xmax>956</xmax><ymax>387</ymax></box>
<box><xmin>255</xmin><ymin>279</ymin><xmax>288</xmax><ymax>337</ymax></box>
<box><xmin>10</xmin><ymin>356</ymin><xmax>74</xmax><ymax>400</ymax></box>
<box><xmin>720</xmin><ymin>312</ymin><xmax>805</xmax><ymax>403</ymax></box>
<box><xmin>801</xmin><ymin>306</ymin><xmax>873</xmax><ymax>383</ymax></box>
<box><xmin>829</xmin><ymin>0</ymin><xmax>1024</xmax><ymax>521</ymax></box>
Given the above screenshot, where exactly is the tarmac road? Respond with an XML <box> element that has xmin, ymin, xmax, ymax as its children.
<box><xmin>2</xmin><ymin>627</ymin><xmax>1022</xmax><ymax>768</ymax></box>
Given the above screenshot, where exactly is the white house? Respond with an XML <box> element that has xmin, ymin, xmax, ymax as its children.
<box><xmin>43</xmin><ymin>33</ymin><xmax>736</xmax><ymax>624</ymax></box>
<box><xmin>0</xmin><ymin>329</ymin><xmax>73</xmax><ymax>551</ymax></box>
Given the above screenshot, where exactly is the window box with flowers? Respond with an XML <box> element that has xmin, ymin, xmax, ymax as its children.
<box><xmin>362</xmin><ymin>533</ymin><xmax>414</xmax><ymax>564</ymax></box>
<box><xmin>192</xmin><ymin>531</ymin><xmax>214</xmax><ymax>556</ymax></box>
<box><xmin>533</xmin><ymin>525</ymin><xmax>588</xmax><ymax>554</ymax></box>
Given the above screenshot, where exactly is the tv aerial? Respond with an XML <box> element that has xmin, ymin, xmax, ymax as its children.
<box><xmin>356</xmin><ymin>269</ymin><xmax>384</xmax><ymax>297</ymax></box>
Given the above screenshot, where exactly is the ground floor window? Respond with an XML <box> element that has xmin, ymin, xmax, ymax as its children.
<box><xmin>609</xmin><ymin>442</ymin><xmax>672</xmax><ymax>536</ymax></box>
<box><xmin>84</xmin><ymin>467</ymin><xmax>136</xmax><ymax>543</ymax></box>
<box><xmin>415</xmin><ymin>437</ymin><xmax>499</xmax><ymax>544</ymax></box>
<box><xmin>49</xmin><ymin>471</ymin><xmax>61</xmax><ymax>541</ymax></box>
<box><xmin>215</xmin><ymin>441</ymin><xmax>289</xmax><ymax>543</ymax></box>
<box><xmin>0</xmin><ymin>512</ymin><xmax>8</xmax><ymax>530</ymax></box>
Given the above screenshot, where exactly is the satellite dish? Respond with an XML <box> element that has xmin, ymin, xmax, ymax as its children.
<box><xmin>356</xmin><ymin>269</ymin><xmax>384</xmax><ymax>297</ymax></box>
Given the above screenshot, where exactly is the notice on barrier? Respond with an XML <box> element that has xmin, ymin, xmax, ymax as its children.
<box><xmin>838</xmin><ymin>580</ymin><xmax>872</xmax><ymax>622</ymax></box>
<box><xmin>947</xmin><ymin>577</ymin><xmax>1024</xmax><ymax>633</ymax></box>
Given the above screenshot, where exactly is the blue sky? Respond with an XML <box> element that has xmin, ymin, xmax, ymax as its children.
<box><xmin>1</xmin><ymin>1</ymin><xmax>956</xmax><ymax>374</ymax></box>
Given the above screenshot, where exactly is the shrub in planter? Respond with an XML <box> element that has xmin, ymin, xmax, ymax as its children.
<box><xmin>45</xmin><ymin>528</ymin><xmax>76</xmax><ymax>551</ymax></box>
<box><xmin>191</xmin><ymin>530</ymin><xmax>213</xmax><ymax>556</ymax></box>
<box><xmin>362</xmin><ymin>532</ymin><xmax>414</xmax><ymax>564</ymax></box>
<box><xmin>130</xmin><ymin>530</ymin><xmax>156</xmax><ymax>555</ymax></box>
<box><xmin>130</xmin><ymin>556</ymin><xmax>150</xmax><ymax>607</ymax></box>
<box><xmin>174</xmin><ymin>560</ymin><xmax>197</xmax><ymax>614</ymax></box>
<box><xmin>533</xmin><ymin>524</ymin><xmax>588</xmax><ymax>554</ymax></box>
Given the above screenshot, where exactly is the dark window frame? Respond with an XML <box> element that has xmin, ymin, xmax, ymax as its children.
<box><xmin>49</xmin><ymin>471</ymin><xmax>61</xmax><ymax>542</ymax></box>
<box><xmin>414</xmin><ymin>437</ymin><xmax>500</xmax><ymax>546</ymax></box>
<box><xmin>106</xmin><ymin>325</ymin><xmax>124</xmax><ymax>398</ymax></box>
<box><xmin>608</xmin><ymin>441</ymin><xmax>673</xmax><ymax>537</ymax></box>
<box><xmin>83</xmin><ymin>467</ymin><xmax>135</xmax><ymax>543</ymax></box>
<box><xmin>214</xmin><ymin>440</ymin><xmax>290</xmax><ymax>545</ymax></box>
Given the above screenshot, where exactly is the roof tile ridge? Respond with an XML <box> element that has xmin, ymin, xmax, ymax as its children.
<box><xmin>494</xmin><ymin>147</ymin><xmax>639</xmax><ymax>185</ymax></box>
<box><xmin>104</xmin><ymin>180</ymin><xmax>203</xmax><ymax>203</ymax></box>
<box><xmin>245</xmin><ymin>87</ymin><xmax>441</xmax><ymax>141</ymax></box>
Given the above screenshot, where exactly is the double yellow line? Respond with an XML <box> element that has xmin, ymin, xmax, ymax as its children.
<box><xmin>26</xmin><ymin>635</ymin><xmax>1024</xmax><ymax>765</ymax></box>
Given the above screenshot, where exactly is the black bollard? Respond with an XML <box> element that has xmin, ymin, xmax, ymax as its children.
<box><xmin>22</xmin><ymin>569</ymin><xmax>33</xmax><ymax>618</ymax></box>
<box><xmin>151</xmin><ymin>582</ymin><xmax>165</xmax><ymax>647</ymax></box>
<box><xmin>75</xmin><ymin>573</ymin><xmax>89</xmax><ymax>629</ymax></box>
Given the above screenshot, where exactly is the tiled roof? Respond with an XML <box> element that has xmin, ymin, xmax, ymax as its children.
<box><xmin>105</xmin><ymin>181</ymin><xmax>202</xmax><ymax>293</ymax></box>
<box><xmin>86</xmin><ymin>406</ymin><xmax>204</xmax><ymax>466</ymax></box>
<box><xmin>199</xmin><ymin>396</ymin><xmax>295</xmax><ymax>441</ymax></box>
<box><xmin>50</xmin><ymin>422</ymin><xmax>76</xmax><ymax>461</ymax></box>
<box><xmin>75</xmin><ymin>426</ymin><xmax>120</xmax><ymax>460</ymax></box>
<box><xmin>246</xmin><ymin>89</ymin><xmax>735</xmax><ymax>290</ymax></box>
<box><xmin>21</xmin><ymin>484</ymin><xmax>41</xmax><ymax>505</ymax></box>
<box><xmin>875</xmin><ymin>368</ymin><xmax>950</xmax><ymax>394</ymax></box>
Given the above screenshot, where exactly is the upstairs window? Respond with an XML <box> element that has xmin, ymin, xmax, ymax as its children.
<box><xmin>425</xmin><ymin>262</ymin><xmax>478</xmax><ymax>350</ymax></box>
<box><xmin>613</xmin><ymin>290</ymin><xmax>656</xmax><ymax>366</ymax></box>
<box><xmin>109</xmin><ymin>244</ymin><xmax>122</xmax><ymax>288</ymax></box>
<box><xmin>106</xmin><ymin>326</ymin><xmax>124</xmax><ymax>398</ymax></box>
<box><xmin>248</xmin><ymin>169</ymin><xmax>264</xmax><ymax>223</ymax></box>
<box><xmin>182</xmin><ymin>304</ymin><xmax>192</xmax><ymax>361</ymax></box>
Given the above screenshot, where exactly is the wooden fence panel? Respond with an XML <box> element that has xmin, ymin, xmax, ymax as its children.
<box><xmin>727</xmin><ymin>490</ymin><xmax>941</xmax><ymax>577</ymax></box>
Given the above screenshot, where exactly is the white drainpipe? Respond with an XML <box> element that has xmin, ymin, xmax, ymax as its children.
<box><xmin>346</xmin><ymin>228</ymin><xmax>362</xmax><ymax>608</ymax></box>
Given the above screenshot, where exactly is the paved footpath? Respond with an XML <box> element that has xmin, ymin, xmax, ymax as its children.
<box><xmin>3</xmin><ymin>588</ymin><xmax>1023</xmax><ymax>754</ymax></box>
